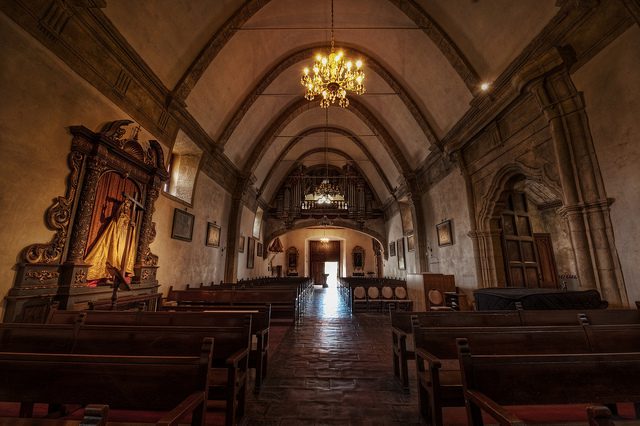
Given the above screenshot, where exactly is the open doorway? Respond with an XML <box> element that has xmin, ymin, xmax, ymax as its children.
<box><xmin>324</xmin><ymin>262</ymin><xmax>339</xmax><ymax>287</ymax></box>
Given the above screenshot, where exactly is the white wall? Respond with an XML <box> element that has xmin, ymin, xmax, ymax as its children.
<box><xmin>573</xmin><ymin>24</ymin><xmax>640</xmax><ymax>305</ymax></box>
<box><xmin>421</xmin><ymin>170</ymin><xmax>478</xmax><ymax>293</ymax></box>
<box><xmin>383</xmin><ymin>211</ymin><xmax>408</xmax><ymax>278</ymax></box>
<box><xmin>154</xmin><ymin>172</ymin><xmax>231</xmax><ymax>292</ymax></box>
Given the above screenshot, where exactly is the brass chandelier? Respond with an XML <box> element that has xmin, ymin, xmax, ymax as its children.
<box><xmin>300</xmin><ymin>0</ymin><xmax>365</xmax><ymax>108</ymax></box>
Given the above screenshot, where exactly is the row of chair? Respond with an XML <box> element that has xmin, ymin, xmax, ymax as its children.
<box><xmin>352</xmin><ymin>285</ymin><xmax>412</xmax><ymax>312</ymax></box>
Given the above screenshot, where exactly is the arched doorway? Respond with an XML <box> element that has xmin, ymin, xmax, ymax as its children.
<box><xmin>478</xmin><ymin>171</ymin><xmax>575</xmax><ymax>289</ymax></box>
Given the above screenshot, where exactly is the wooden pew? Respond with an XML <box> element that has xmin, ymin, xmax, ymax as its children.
<box><xmin>414</xmin><ymin>325</ymin><xmax>591</xmax><ymax>426</ymax></box>
<box><xmin>0</xmin><ymin>322</ymin><xmax>250</xmax><ymax>426</ymax></box>
<box><xmin>165</xmin><ymin>287</ymin><xmax>299</xmax><ymax>324</ymax></box>
<box><xmin>391</xmin><ymin>311</ymin><xmax>524</xmax><ymax>392</ymax></box>
<box><xmin>587</xmin><ymin>406</ymin><xmax>640</xmax><ymax>426</ymax></box>
<box><xmin>47</xmin><ymin>308</ymin><xmax>272</xmax><ymax>393</ymax></box>
<box><xmin>0</xmin><ymin>338</ymin><xmax>213</xmax><ymax>425</ymax></box>
<box><xmin>392</xmin><ymin>309</ymin><xmax>640</xmax><ymax>393</ymax></box>
<box><xmin>457</xmin><ymin>339</ymin><xmax>640</xmax><ymax>425</ymax></box>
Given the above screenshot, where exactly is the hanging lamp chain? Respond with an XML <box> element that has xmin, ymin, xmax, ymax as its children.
<box><xmin>330</xmin><ymin>0</ymin><xmax>334</xmax><ymax>51</ymax></box>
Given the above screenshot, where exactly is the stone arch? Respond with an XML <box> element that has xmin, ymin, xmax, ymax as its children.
<box><xmin>171</xmin><ymin>0</ymin><xmax>479</xmax><ymax>103</ymax></box>
<box><xmin>258</xmin><ymin>126</ymin><xmax>395</xmax><ymax>198</ymax></box>
<box><xmin>264</xmin><ymin>220</ymin><xmax>386</xmax><ymax>255</ymax></box>
<box><xmin>474</xmin><ymin>163</ymin><xmax>572</xmax><ymax>289</ymax></box>
<box><xmin>216</xmin><ymin>44</ymin><xmax>440</xmax><ymax>149</ymax></box>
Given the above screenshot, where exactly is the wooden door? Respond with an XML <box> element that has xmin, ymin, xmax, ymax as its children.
<box><xmin>501</xmin><ymin>191</ymin><xmax>541</xmax><ymax>288</ymax></box>
<box><xmin>309</xmin><ymin>241</ymin><xmax>340</xmax><ymax>285</ymax></box>
<box><xmin>534</xmin><ymin>233</ymin><xmax>559</xmax><ymax>288</ymax></box>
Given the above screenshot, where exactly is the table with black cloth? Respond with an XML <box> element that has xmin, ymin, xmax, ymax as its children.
<box><xmin>473</xmin><ymin>288</ymin><xmax>608</xmax><ymax>310</ymax></box>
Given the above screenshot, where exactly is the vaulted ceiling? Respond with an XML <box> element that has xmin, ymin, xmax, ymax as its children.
<box><xmin>103</xmin><ymin>0</ymin><xmax>558</xmax><ymax>206</ymax></box>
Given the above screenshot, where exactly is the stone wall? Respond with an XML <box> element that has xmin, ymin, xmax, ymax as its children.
<box><xmin>421</xmin><ymin>170</ymin><xmax>478</xmax><ymax>293</ymax></box>
<box><xmin>572</xmin><ymin>25</ymin><xmax>640</xmax><ymax>304</ymax></box>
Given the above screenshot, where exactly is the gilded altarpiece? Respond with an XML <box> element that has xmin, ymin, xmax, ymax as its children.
<box><xmin>4</xmin><ymin>120</ymin><xmax>168</xmax><ymax>322</ymax></box>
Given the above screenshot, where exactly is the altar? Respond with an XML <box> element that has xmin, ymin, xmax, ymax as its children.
<box><xmin>473</xmin><ymin>288</ymin><xmax>608</xmax><ymax>310</ymax></box>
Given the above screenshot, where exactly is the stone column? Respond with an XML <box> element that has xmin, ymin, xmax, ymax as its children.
<box><xmin>406</xmin><ymin>175</ymin><xmax>428</xmax><ymax>273</ymax></box>
<box><xmin>517</xmin><ymin>48</ymin><xmax>626</xmax><ymax>305</ymax></box>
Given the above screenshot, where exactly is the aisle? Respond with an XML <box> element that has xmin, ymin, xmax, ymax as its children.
<box><xmin>242</xmin><ymin>286</ymin><xmax>424</xmax><ymax>425</ymax></box>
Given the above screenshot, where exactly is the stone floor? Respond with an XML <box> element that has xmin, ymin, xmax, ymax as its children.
<box><xmin>242</xmin><ymin>286</ymin><xmax>427</xmax><ymax>425</ymax></box>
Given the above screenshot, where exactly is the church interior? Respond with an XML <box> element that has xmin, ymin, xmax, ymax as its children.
<box><xmin>1</xmin><ymin>0</ymin><xmax>640</xmax><ymax>424</ymax></box>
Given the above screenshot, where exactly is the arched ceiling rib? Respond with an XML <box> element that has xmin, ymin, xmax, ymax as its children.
<box><xmin>257</xmin><ymin>126</ymin><xmax>395</xmax><ymax>199</ymax></box>
<box><xmin>167</xmin><ymin>0</ymin><xmax>479</xmax><ymax>103</ymax></box>
<box><xmin>243</xmin><ymin>98</ymin><xmax>411</xmax><ymax>187</ymax></box>
<box><xmin>213</xmin><ymin>44</ymin><xmax>439</xmax><ymax>149</ymax></box>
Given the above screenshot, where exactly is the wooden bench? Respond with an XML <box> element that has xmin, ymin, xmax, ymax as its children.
<box><xmin>47</xmin><ymin>308</ymin><xmax>271</xmax><ymax>393</ymax></box>
<box><xmin>414</xmin><ymin>322</ymin><xmax>640</xmax><ymax>426</ymax></box>
<box><xmin>587</xmin><ymin>406</ymin><xmax>640</xmax><ymax>425</ymax></box>
<box><xmin>165</xmin><ymin>287</ymin><xmax>299</xmax><ymax>324</ymax></box>
<box><xmin>0</xmin><ymin>338</ymin><xmax>213</xmax><ymax>425</ymax></box>
<box><xmin>415</xmin><ymin>324</ymin><xmax>592</xmax><ymax>425</ymax></box>
<box><xmin>392</xmin><ymin>309</ymin><xmax>640</xmax><ymax>392</ymax></box>
<box><xmin>0</xmin><ymin>322</ymin><xmax>250</xmax><ymax>426</ymax></box>
<box><xmin>457</xmin><ymin>339</ymin><xmax>640</xmax><ymax>425</ymax></box>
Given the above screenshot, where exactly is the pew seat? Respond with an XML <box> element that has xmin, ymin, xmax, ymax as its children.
<box><xmin>0</xmin><ymin>339</ymin><xmax>213</xmax><ymax>426</ymax></box>
<box><xmin>457</xmin><ymin>339</ymin><xmax>640</xmax><ymax>425</ymax></box>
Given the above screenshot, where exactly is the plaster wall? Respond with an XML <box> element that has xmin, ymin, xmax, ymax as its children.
<box><xmin>273</xmin><ymin>228</ymin><xmax>377</xmax><ymax>279</ymax></box>
<box><xmin>383</xmin><ymin>211</ymin><xmax>408</xmax><ymax>278</ymax></box>
<box><xmin>153</xmin><ymin>172</ymin><xmax>231</xmax><ymax>293</ymax></box>
<box><xmin>573</xmin><ymin>25</ymin><xmax>640</xmax><ymax>304</ymax></box>
<box><xmin>421</xmin><ymin>170</ymin><xmax>478</xmax><ymax>293</ymax></box>
<box><xmin>0</xmin><ymin>15</ymin><xmax>141</xmax><ymax>319</ymax></box>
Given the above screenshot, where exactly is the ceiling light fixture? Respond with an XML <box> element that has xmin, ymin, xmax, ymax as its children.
<box><xmin>480</xmin><ymin>82</ymin><xmax>491</xmax><ymax>92</ymax></box>
<box><xmin>300</xmin><ymin>0</ymin><xmax>365</xmax><ymax>108</ymax></box>
<box><xmin>314</xmin><ymin>109</ymin><xmax>342</xmax><ymax>204</ymax></box>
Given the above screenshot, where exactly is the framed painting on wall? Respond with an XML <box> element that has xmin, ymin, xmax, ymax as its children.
<box><xmin>206</xmin><ymin>222</ymin><xmax>220</xmax><ymax>247</ymax></box>
<box><xmin>389</xmin><ymin>241</ymin><xmax>396</xmax><ymax>257</ymax></box>
<box><xmin>171</xmin><ymin>208</ymin><xmax>194</xmax><ymax>242</ymax></box>
<box><xmin>407</xmin><ymin>234</ymin><xmax>415</xmax><ymax>252</ymax></box>
<box><xmin>257</xmin><ymin>242</ymin><xmax>263</xmax><ymax>258</ymax></box>
<box><xmin>436</xmin><ymin>219</ymin><xmax>454</xmax><ymax>246</ymax></box>
<box><xmin>247</xmin><ymin>238</ymin><xmax>255</xmax><ymax>269</ymax></box>
<box><xmin>397</xmin><ymin>238</ymin><xmax>406</xmax><ymax>270</ymax></box>
<box><xmin>238</xmin><ymin>235</ymin><xmax>245</xmax><ymax>253</ymax></box>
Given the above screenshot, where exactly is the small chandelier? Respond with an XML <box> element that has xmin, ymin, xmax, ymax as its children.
<box><xmin>300</xmin><ymin>0</ymin><xmax>365</xmax><ymax>108</ymax></box>
<box><xmin>313</xmin><ymin>109</ymin><xmax>343</xmax><ymax>203</ymax></box>
<box><xmin>319</xmin><ymin>215</ymin><xmax>333</xmax><ymax>244</ymax></box>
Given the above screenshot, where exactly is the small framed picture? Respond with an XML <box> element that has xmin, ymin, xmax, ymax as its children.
<box><xmin>247</xmin><ymin>238</ymin><xmax>255</xmax><ymax>269</ymax></box>
<box><xmin>238</xmin><ymin>235</ymin><xmax>245</xmax><ymax>253</ymax></box>
<box><xmin>407</xmin><ymin>234</ymin><xmax>415</xmax><ymax>252</ymax></box>
<box><xmin>436</xmin><ymin>219</ymin><xmax>454</xmax><ymax>247</ymax></box>
<box><xmin>257</xmin><ymin>242</ymin><xmax>263</xmax><ymax>258</ymax></box>
<box><xmin>206</xmin><ymin>222</ymin><xmax>221</xmax><ymax>247</ymax></box>
<box><xmin>397</xmin><ymin>238</ymin><xmax>406</xmax><ymax>270</ymax></box>
<box><xmin>389</xmin><ymin>241</ymin><xmax>396</xmax><ymax>257</ymax></box>
<box><xmin>171</xmin><ymin>208</ymin><xmax>194</xmax><ymax>242</ymax></box>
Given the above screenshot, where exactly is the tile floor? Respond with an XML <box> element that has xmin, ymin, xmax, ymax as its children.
<box><xmin>242</xmin><ymin>286</ymin><xmax>426</xmax><ymax>425</ymax></box>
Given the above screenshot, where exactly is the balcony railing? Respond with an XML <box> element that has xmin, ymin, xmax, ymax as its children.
<box><xmin>301</xmin><ymin>200</ymin><xmax>348</xmax><ymax>210</ymax></box>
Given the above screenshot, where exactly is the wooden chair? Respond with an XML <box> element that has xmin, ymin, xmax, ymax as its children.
<box><xmin>352</xmin><ymin>286</ymin><xmax>367</xmax><ymax>312</ymax></box>
<box><xmin>367</xmin><ymin>286</ymin><xmax>382</xmax><ymax>312</ymax></box>
<box><xmin>394</xmin><ymin>286</ymin><xmax>412</xmax><ymax>311</ymax></box>
<box><xmin>427</xmin><ymin>289</ymin><xmax>454</xmax><ymax>311</ymax></box>
<box><xmin>381</xmin><ymin>286</ymin><xmax>396</xmax><ymax>312</ymax></box>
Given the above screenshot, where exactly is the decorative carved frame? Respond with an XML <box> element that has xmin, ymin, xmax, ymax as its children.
<box><xmin>5</xmin><ymin>120</ymin><xmax>168</xmax><ymax>321</ymax></box>
<box><xmin>352</xmin><ymin>246</ymin><xmax>365</xmax><ymax>271</ymax></box>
